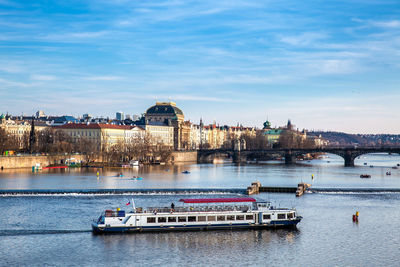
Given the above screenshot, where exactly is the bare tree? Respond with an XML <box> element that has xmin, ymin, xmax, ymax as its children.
<box><xmin>241</xmin><ymin>131</ymin><xmax>269</xmax><ymax>150</ymax></box>
<box><xmin>0</xmin><ymin>128</ymin><xmax>8</xmax><ymax>154</ymax></box>
<box><xmin>278</xmin><ymin>130</ymin><xmax>315</xmax><ymax>149</ymax></box>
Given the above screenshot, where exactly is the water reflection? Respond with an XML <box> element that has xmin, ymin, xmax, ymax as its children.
<box><xmin>93</xmin><ymin>228</ymin><xmax>300</xmax><ymax>253</ymax></box>
<box><xmin>1</xmin><ymin>154</ymin><xmax>400</xmax><ymax>190</ymax></box>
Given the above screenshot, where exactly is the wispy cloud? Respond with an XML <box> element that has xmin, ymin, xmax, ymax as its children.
<box><xmin>30</xmin><ymin>74</ymin><xmax>57</xmax><ymax>81</ymax></box>
<box><xmin>39</xmin><ymin>31</ymin><xmax>110</xmax><ymax>42</ymax></box>
<box><xmin>278</xmin><ymin>32</ymin><xmax>328</xmax><ymax>46</ymax></box>
<box><xmin>84</xmin><ymin>76</ymin><xmax>123</xmax><ymax>81</ymax></box>
<box><xmin>0</xmin><ymin>78</ymin><xmax>32</xmax><ymax>87</ymax></box>
<box><xmin>134</xmin><ymin>94</ymin><xmax>232</xmax><ymax>102</ymax></box>
<box><xmin>370</xmin><ymin>20</ymin><xmax>400</xmax><ymax>28</ymax></box>
<box><xmin>1</xmin><ymin>0</ymin><xmax>400</xmax><ymax>132</ymax></box>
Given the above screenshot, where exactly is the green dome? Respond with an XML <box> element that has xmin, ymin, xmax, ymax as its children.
<box><xmin>146</xmin><ymin>103</ymin><xmax>183</xmax><ymax>116</ymax></box>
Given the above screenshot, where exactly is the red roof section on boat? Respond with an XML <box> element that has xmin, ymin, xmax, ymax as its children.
<box><xmin>179</xmin><ymin>197</ymin><xmax>256</xmax><ymax>203</ymax></box>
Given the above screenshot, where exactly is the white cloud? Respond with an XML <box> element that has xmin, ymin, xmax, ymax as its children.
<box><xmin>0</xmin><ymin>78</ymin><xmax>31</xmax><ymax>87</ymax></box>
<box><xmin>84</xmin><ymin>76</ymin><xmax>122</xmax><ymax>81</ymax></box>
<box><xmin>370</xmin><ymin>20</ymin><xmax>400</xmax><ymax>28</ymax></box>
<box><xmin>39</xmin><ymin>31</ymin><xmax>110</xmax><ymax>42</ymax></box>
<box><xmin>318</xmin><ymin>59</ymin><xmax>359</xmax><ymax>75</ymax></box>
<box><xmin>129</xmin><ymin>93</ymin><xmax>232</xmax><ymax>102</ymax></box>
<box><xmin>30</xmin><ymin>74</ymin><xmax>57</xmax><ymax>81</ymax></box>
<box><xmin>279</xmin><ymin>32</ymin><xmax>328</xmax><ymax>46</ymax></box>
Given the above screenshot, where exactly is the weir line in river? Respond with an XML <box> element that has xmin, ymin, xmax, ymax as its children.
<box><xmin>0</xmin><ymin>188</ymin><xmax>246</xmax><ymax>196</ymax></box>
<box><xmin>1</xmin><ymin>187</ymin><xmax>400</xmax><ymax>196</ymax></box>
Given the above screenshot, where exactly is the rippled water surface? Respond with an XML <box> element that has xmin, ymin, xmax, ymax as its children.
<box><xmin>1</xmin><ymin>154</ymin><xmax>400</xmax><ymax>266</ymax></box>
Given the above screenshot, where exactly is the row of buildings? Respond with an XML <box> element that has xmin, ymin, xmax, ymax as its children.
<box><xmin>0</xmin><ymin>102</ymin><xmax>326</xmax><ymax>152</ymax></box>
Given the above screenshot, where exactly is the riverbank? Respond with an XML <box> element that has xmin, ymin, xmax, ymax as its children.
<box><xmin>0</xmin><ymin>151</ymin><xmax>198</xmax><ymax>169</ymax></box>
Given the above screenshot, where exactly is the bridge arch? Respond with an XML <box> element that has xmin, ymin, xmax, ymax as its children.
<box><xmin>198</xmin><ymin>148</ymin><xmax>400</xmax><ymax>166</ymax></box>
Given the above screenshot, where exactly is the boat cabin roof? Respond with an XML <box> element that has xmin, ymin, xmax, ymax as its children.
<box><xmin>179</xmin><ymin>197</ymin><xmax>256</xmax><ymax>204</ymax></box>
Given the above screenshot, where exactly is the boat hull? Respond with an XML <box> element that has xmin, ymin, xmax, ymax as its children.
<box><xmin>92</xmin><ymin>218</ymin><xmax>301</xmax><ymax>234</ymax></box>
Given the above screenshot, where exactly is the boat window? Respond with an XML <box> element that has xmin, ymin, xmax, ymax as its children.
<box><xmin>188</xmin><ymin>216</ymin><xmax>196</xmax><ymax>222</ymax></box>
<box><xmin>246</xmin><ymin>215</ymin><xmax>253</xmax><ymax>220</ymax></box>
<box><xmin>158</xmin><ymin>217</ymin><xmax>167</xmax><ymax>223</ymax></box>
<box><xmin>217</xmin><ymin>215</ymin><xmax>225</xmax><ymax>221</ymax></box>
<box><xmin>287</xmin><ymin>213</ymin><xmax>294</xmax><ymax>219</ymax></box>
<box><xmin>198</xmin><ymin>216</ymin><xmax>206</xmax><ymax>222</ymax></box>
<box><xmin>178</xmin><ymin>216</ymin><xmax>187</xmax><ymax>222</ymax></box>
<box><xmin>168</xmin><ymin>217</ymin><xmax>177</xmax><ymax>222</ymax></box>
<box><xmin>227</xmin><ymin>215</ymin><xmax>235</xmax><ymax>221</ymax></box>
<box><xmin>278</xmin><ymin>214</ymin><xmax>286</xmax><ymax>219</ymax></box>
<box><xmin>207</xmin><ymin>216</ymin><xmax>216</xmax><ymax>221</ymax></box>
<box><xmin>147</xmin><ymin>217</ymin><xmax>156</xmax><ymax>223</ymax></box>
<box><xmin>236</xmin><ymin>215</ymin><xmax>244</xmax><ymax>220</ymax></box>
<box><xmin>263</xmin><ymin>214</ymin><xmax>271</xmax><ymax>220</ymax></box>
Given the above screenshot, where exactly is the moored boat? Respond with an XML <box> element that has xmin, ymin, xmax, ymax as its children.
<box><xmin>92</xmin><ymin>197</ymin><xmax>302</xmax><ymax>233</ymax></box>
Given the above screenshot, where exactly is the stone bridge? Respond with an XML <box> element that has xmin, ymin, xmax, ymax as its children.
<box><xmin>197</xmin><ymin>147</ymin><xmax>400</xmax><ymax>167</ymax></box>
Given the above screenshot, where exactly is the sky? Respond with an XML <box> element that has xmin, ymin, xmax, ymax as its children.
<box><xmin>0</xmin><ymin>0</ymin><xmax>399</xmax><ymax>134</ymax></box>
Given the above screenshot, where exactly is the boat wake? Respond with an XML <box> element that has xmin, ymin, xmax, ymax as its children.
<box><xmin>0</xmin><ymin>229</ymin><xmax>91</xmax><ymax>237</ymax></box>
<box><xmin>0</xmin><ymin>189</ymin><xmax>245</xmax><ymax>197</ymax></box>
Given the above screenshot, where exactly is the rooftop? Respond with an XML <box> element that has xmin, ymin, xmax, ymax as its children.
<box><xmin>55</xmin><ymin>123</ymin><xmax>135</xmax><ymax>130</ymax></box>
<box><xmin>146</xmin><ymin>102</ymin><xmax>183</xmax><ymax>116</ymax></box>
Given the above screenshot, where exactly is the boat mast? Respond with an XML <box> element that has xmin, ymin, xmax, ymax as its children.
<box><xmin>131</xmin><ymin>198</ymin><xmax>136</xmax><ymax>213</ymax></box>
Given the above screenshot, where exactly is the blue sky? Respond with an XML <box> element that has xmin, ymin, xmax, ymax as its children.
<box><xmin>0</xmin><ymin>0</ymin><xmax>399</xmax><ymax>133</ymax></box>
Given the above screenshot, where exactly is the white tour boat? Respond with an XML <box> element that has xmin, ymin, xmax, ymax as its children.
<box><xmin>91</xmin><ymin>197</ymin><xmax>302</xmax><ymax>233</ymax></box>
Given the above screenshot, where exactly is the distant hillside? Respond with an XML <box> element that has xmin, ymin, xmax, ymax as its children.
<box><xmin>308</xmin><ymin>131</ymin><xmax>400</xmax><ymax>146</ymax></box>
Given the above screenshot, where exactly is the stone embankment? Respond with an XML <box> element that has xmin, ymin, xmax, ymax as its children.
<box><xmin>0</xmin><ymin>154</ymin><xmax>85</xmax><ymax>169</ymax></box>
<box><xmin>0</xmin><ymin>151</ymin><xmax>198</xmax><ymax>169</ymax></box>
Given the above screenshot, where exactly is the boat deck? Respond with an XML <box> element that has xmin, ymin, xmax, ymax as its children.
<box><xmin>137</xmin><ymin>205</ymin><xmax>251</xmax><ymax>214</ymax></box>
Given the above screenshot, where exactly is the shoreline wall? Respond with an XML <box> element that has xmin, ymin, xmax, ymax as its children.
<box><xmin>0</xmin><ymin>151</ymin><xmax>198</xmax><ymax>169</ymax></box>
<box><xmin>170</xmin><ymin>151</ymin><xmax>198</xmax><ymax>163</ymax></box>
<box><xmin>0</xmin><ymin>155</ymin><xmax>85</xmax><ymax>169</ymax></box>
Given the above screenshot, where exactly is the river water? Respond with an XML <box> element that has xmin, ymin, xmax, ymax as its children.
<box><xmin>0</xmin><ymin>154</ymin><xmax>400</xmax><ymax>266</ymax></box>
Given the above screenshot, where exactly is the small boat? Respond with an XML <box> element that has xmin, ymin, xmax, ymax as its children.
<box><xmin>92</xmin><ymin>197</ymin><xmax>302</xmax><ymax>233</ymax></box>
<box><xmin>116</xmin><ymin>173</ymin><xmax>124</xmax><ymax>178</ymax></box>
<box><xmin>360</xmin><ymin>174</ymin><xmax>371</xmax><ymax>178</ymax></box>
<box><xmin>364</xmin><ymin>163</ymin><xmax>367</xmax><ymax>165</ymax></box>
<box><xmin>392</xmin><ymin>166</ymin><xmax>398</xmax><ymax>169</ymax></box>
<box><xmin>131</xmin><ymin>176</ymin><xmax>143</xmax><ymax>180</ymax></box>
<box><xmin>370</xmin><ymin>165</ymin><xmax>374</xmax><ymax>168</ymax></box>
<box><xmin>130</xmin><ymin>160</ymin><xmax>139</xmax><ymax>167</ymax></box>
<box><xmin>182</xmin><ymin>170</ymin><xmax>190</xmax><ymax>174</ymax></box>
